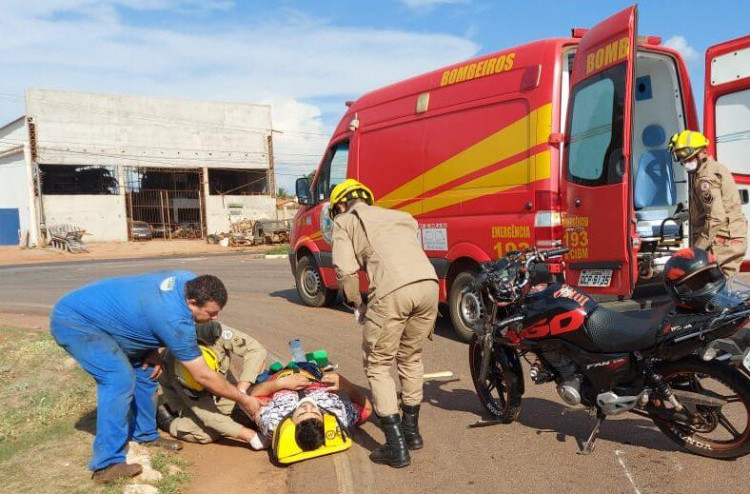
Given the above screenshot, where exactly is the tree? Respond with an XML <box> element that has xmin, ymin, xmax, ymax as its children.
<box><xmin>277</xmin><ymin>187</ymin><xmax>292</xmax><ymax>198</ymax></box>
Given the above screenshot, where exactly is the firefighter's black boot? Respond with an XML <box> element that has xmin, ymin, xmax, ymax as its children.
<box><xmin>401</xmin><ymin>404</ymin><xmax>423</xmax><ymax>450</ymax></box>
<box><xmin>369</xmin><ymin>414</ymin><xmax>410</xmax><ymax>468</ymax></box>
<box><xmin>156</xmin><ymin>405</ymin><xmax>175</xmax><ymax>434</ymax></box>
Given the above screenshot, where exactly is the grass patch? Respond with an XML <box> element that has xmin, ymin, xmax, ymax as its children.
<box><xmin>0</xmin><ymin>325</ymin><xmax>98</xmax><ymax>492</ymax></box>
<box><xmin>0</xmin><ymin>326</ymin><xmax>191</xmax><ymax>493</ymax></box>
<box><xmin>152</xmin><ymin>451</ymin><xmax>191</xmax><ymax>494</ymax></box>
<box><xmin>0</xmin><ymin>326</ymin><xmax>96</xmax><ymax>462</ymax></box>
<box><xmin>262</xmin><ymin>243</ymin><xmax>290</xmax><ymax>255</ymax></box>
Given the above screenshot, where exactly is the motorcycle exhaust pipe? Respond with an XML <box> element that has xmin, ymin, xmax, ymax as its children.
<box><xmin>673</xmin><ymin>389</ymin><xmax>728</xmax><ymax>408</ymax></box>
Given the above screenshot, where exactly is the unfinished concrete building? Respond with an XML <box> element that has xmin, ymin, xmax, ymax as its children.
<box><xmin>0</xmin><ymin>88</ymin><xmax>276</xmax><ymax>246</ymax></box>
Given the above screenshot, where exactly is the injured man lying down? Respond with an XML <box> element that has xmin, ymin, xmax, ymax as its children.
<box><xmin>249</xmin><ymin>367</ymin><xmax>372</xmax><ymax>458</ymax></box>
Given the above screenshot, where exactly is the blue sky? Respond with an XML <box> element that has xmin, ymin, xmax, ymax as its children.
<box><xmin>0</xmin><ymin>0</ymin><xmax>747</xmax><ymax>192</ymax></box>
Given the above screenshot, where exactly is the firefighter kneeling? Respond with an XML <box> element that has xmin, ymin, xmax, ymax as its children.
<box><xmin>158</xmin><ymin>321</ymin><xmax>269</xmax><ymax>450</ymax></box>
<box><xmin>329</xmin><ymin>179</ymin><xmax>439</xmax><ymax>468</ymax></box>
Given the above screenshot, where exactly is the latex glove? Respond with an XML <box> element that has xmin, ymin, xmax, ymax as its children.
<box><xmin>354</xmin><ymin>303</ymin><xmax>367</xmax><ymax>325</ymax></box>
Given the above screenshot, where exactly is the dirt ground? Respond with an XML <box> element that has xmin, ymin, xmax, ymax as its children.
<box><xmin>0</xmin><ymin>312</ymin><xmax>50</xmax><ymax>330</ymax></box>
<box><xmin>0</xmin><ymin>314</ymin><xmax>288</xmax><ymax>493</ymax></box>
<box><xmin>0</xmin><ymin>239</ymin><xmax>286</xmax><ymax>266</ymax></box>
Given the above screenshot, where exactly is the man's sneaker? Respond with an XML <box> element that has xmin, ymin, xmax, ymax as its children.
<box><xmin>91</xmin><ymin>462</ymin><xmax>142</xmax><ymax>484</ymax></box>
<box><xmin>156</xmin><ymin>405</ymin><xmax>176</xmax><ymax>433</ymax></box>
<box><xmin>139</xmin><ymin>436</ymin><xmax>183</xmax><ymax>451</ymax></box>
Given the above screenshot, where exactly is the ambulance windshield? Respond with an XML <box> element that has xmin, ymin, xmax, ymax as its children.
<box><xmin>566</xmin><ymin>64</ymin><xmax>626</xmax><ymax>187</ymax></box>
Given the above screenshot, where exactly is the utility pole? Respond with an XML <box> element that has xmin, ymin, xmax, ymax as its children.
<box><xmin>25</xmin><ymin>117</ymin><xmax>46</xmax><ymax>247</ymax></box>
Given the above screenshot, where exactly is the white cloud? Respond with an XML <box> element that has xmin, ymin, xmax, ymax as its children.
<box><xmin>0</xmin><ymin>1</ymin><xmax>479</xmax><ymax>191</ymax></box>
<box><xmin>664</xmin><ymin>35</ymin><xmax>699</xmax><ymax>63</ymax></box>
<box><xmin>401</xmin><ymin>0</ymin><xmax>470</xmax><ymax>8</ymax></box>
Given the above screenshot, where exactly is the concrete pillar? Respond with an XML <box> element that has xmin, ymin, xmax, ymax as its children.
<box><xmin>23</xmin><ymin>122</ymin><xmax>40</xmax><ymax>247</ymax></box>
<box><xmin>202</xmin><ymin>167</ymin><xmax>210</xmax><ymax>236</ymax></box>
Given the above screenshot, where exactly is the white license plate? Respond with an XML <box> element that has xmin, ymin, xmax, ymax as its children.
<box><xmin>579</xmin><ymin>269</ymin><xmax>613</xmax><ymax>287</ymax></box>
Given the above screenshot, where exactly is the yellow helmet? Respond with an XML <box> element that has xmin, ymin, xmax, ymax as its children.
<box><xmin>329</xmin><ymin>179</ymin><xmax>375</xmax><ymax>219</ymax></box>
<box><xmin>174</xmin><ymin>345</ymin><xmax>219</xmax><ymax>392</ymax></box>
<box><xmin>667</xmin><ymin>130</ymin><xmax>710</xmax><ymax>162</ymax></box>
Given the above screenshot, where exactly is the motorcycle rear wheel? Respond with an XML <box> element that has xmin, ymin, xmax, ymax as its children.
<box><xmin>469</xmin><ymin>336</ymin><xmax>522</xmax><ymax>423</ymax></box>
<box><xmin>651</xmin><ymin>358</ymin><xmax>750</xmax><ymax>459</ymax></box>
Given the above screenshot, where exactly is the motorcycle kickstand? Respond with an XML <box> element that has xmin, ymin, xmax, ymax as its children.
<box><xmin>469</xmin><ymin>417</ymin><xmax>504</xmax><ymax>428</ymax></box>
<box><xmin>577</xmin><ymin>412</ymin><xmax>605</xmax><ymax>455</ymax></box>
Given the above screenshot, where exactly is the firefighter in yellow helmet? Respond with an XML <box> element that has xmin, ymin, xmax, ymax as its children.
<box><xmin>329</xmin><ymin>178</ymin><xmax>438</xmax><ymax>468</ymax></box>
<box><xmin>158</xmin><ymin>321</ymin><xmax>269</xmax><ymax>449</ymax></box>
<box><xmin>668</xmin><ymin>130</ymin><xmax>748</xmax><ymax>276</ymax></box>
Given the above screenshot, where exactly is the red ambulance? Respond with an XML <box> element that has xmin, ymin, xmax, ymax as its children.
<box><xmin>289</xmin><ymin>5</ymin><xmax>750</xmax><ymax>341</ymax></box>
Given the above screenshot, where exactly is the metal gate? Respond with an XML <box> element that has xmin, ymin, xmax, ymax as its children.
<box><xmin>0</xmin><ymin>208</ymin><xmax>20</xmax><ymax>245</ymax></box>
<box><xmin>126</xmin><ymin>190</ymin><xmax>205</xmax><ymax>240</ymax></box>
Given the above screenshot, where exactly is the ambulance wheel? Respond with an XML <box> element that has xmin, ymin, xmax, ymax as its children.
<box><xmin>449</xmin><ymin>271</ymin><xmax>482</xmax><ymax>343</ymax></box>
<box><xmin>295</xmin><ymin>255</ymin><xmax>337</xmax><ymax>307</ymax></box>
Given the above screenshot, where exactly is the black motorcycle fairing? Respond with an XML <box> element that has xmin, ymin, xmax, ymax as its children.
<box><xmin>522</xmin><ymin>338</ymin><xmax>638</xmax><ymax>398</ymax></box>
<box><xmin>584</xmin><ymin>302</ymin><xmax>675</xmax><ymax>353</ymax></box>
<box><xmin>521</xmin><ymin>283</ymin><xmax>600</xmax><ymax>349</ymax></box>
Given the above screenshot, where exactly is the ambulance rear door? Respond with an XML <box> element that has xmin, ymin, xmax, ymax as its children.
<box><xmin>704</xmin><ymin>36</ymin><xmax>750</xmax><ymax>265</ymax></box>
<box><xmin>562</xmin><ymin>5</ymin><xmax>638</xmax><ymax>295</ymax></box>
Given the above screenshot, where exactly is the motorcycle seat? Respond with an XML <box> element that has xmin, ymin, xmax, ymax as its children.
<box><xmin>584</xmin><ymin>302</ymin><xmax>675</xmax><ymax>352</ymax></box>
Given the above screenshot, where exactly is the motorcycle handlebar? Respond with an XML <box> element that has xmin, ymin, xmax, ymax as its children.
<box><xmin>541</xmin><ymin>247</ymin><xmax>569</xmax><ymax>259</ymax></box>
<box><xmin>472</xmin><ymin>246</ymin><xmax>569</xmax><ymax>291</ymax></box>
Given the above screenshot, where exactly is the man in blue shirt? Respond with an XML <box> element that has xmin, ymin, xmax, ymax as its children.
<box><xmin>50</xmin><ymin>271</ymin><xmax>263</xmax><ymax>484</ymax></box>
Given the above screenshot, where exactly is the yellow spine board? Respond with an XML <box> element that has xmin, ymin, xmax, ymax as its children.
<box><xmin>272</xmin><ymin>414</ymin><xmax>352</xmax><ymax>464</ymax></box>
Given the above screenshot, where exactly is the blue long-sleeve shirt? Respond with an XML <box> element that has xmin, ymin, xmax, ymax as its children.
<box><xmin>52</xmin><ymin>270</ymin><xmax>202</xmax><ymax>362</ymax></box>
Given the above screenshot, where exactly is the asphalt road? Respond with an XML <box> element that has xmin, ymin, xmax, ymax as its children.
<box><xmin>2</xmin><ymin>255</ymin><xmax>750</xmax><ymax>494</ymax></box>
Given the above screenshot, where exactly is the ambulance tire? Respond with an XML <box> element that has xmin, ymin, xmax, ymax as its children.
<box><xmin>295</xmin><ymin>255</ymin><xmax>337</xmax><ymax>308</ymax></box>
<box><xmin>449</xmin><ymin>271</ymin><xmax>481</xmax><ymax>343</ymax></box>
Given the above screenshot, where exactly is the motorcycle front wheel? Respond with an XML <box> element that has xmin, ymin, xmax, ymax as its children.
<box><xmin>650</xmin><ymin>358</ymin><xmax>750</xmax><ymax>459</ymax></box>
<box><xmin>468</xmin><ymin>335</ymin><xmax>523</xmax><ymax>423</ymax></box>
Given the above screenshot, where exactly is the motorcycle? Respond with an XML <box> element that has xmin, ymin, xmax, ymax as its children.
<box><xmin>464</xmin><ymin>247</ymin><xmax>750</xmax><ymax>459</ymax></box>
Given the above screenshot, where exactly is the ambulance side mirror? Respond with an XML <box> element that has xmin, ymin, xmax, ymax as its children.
<box><xmin>296</xmin><ymin>178</ymin><xmax>312</xmax><ymax>206</ymax></box>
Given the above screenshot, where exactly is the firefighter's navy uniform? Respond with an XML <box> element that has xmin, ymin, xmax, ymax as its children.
<box><xmin>690</xmin><ymin>157</ymin><xmax>748</xmax><ymax>276</ymax></box>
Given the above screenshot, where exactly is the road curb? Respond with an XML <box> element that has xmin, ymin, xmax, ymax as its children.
<box><xmin>264</xmin><ymin>254</ymin><xmax>289</xmax><ymax>260</ymax></box>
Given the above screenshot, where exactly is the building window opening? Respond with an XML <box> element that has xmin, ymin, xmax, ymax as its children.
<box><xmin>125</xmin><ymin>167</ymin><xmax>202</xmax><ymax>191</ymax></box>
<box><xmin>208</xmin><ymin>169</ymin><xmax>268</xmax><ymax>195</ymax></box>
<box><xmin>40</xmin><ymin>165</ymin><xmax>119</xmax><ymax>195</ymax></box>
<box><xmin>123</xmin><ymin>167</ymin><xmax>205</xmax><ymax>241</ymax></box>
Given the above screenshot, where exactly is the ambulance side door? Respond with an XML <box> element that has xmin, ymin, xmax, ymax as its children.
<box><xmin>704</xmin><ymin>36</ymin><xmax>750</xmax><ymax>264</ymax></box>
<box><xmin>562</xmin><ymin>5</ymin><xmax>638</xmax><ymax>295</ymax></box>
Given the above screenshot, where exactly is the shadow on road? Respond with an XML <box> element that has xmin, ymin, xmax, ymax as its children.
<box><xmin>516</xmin><ymin>397</ymin><xmax>680</xmax><ymax>453</ymax></box>
<box><xmin>422</xmin><ymin>379</ymin><xmax>486</xmax><ymax>415</ymax></box>
<box><xmin>352</xmin><ymin>426</ymin><xmax>382</xmax><ymax>453</ymax></box>
<box><xmin>268</xmin><ymin>289</ymin><xmax>351</xmax><ymax>315</ymax></box>
<box><xmin>269</xmin><ymin>289</ymin><xmax>304</xmax><ymax>305</ymax></box>
<box><xmin>431</xmin><ymin>315</ymin><xmax>466</xmax><ymax>344</ymax></box>
<box><xmin>421</xmin><ymin>379</ymin><xmax>680</xmax><ymax>453</ymax></box>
